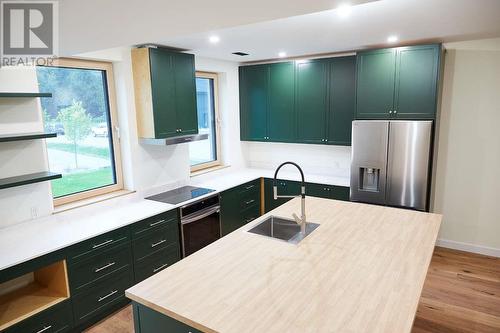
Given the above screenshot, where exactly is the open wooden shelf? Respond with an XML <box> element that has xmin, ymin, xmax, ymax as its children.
<box><xmin>0</xmin><ymin>172</ymin><xmax>62</xmax><ymax>190</ymax></box>
<box><xmin>0</xmin><ymin>92</ymin><xmax>52</xmax><ymax>98</ymax></box>
<box><xmin>0</xmin><ymin>132</ymin><xmax>57</xmax><ymax>143</ymax></box>
<box><xmin>0</xmin><ymin>260</ymin><xmax>70</xmax><ymax>330</ymax></box>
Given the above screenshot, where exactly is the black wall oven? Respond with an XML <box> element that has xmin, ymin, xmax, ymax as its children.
<box><xmin>180</xmin><ymin>194</ymin><xmax>221</xmax><ymax>257</ymax></box>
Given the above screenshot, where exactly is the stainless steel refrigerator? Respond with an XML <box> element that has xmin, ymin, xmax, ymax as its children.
<box><xmin>350</xmin><ymin>120</ymin><xmax>433</xmax><ymax>211</ymax></box>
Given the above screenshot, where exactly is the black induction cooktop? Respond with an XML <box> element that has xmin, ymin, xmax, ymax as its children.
<box><xmin>145</xmin><ymin>186</ymin><xmax>215</xmax><ymax>205</ymax></box>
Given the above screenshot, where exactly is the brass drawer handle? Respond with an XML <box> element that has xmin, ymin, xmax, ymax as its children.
<box><xmin>36</xmin><ymin>325</ymin><xmax>52</xmax><ymax>333</ymax></box>
<box><xmin>244</xmin><ymin>199</ymin><xmax>255</xmax><ymax>205</ymax></box>
<box><xmin>149</xmin><ymin>219</ymin><xmax>166</xmax><ymax>227</ymax></box>
<box><xmin>98</xmin><ymin>290</ymin><xmax>118</xmax><ymax>302</ymax></box>
<box><xmin>94</xmin><ymin>262</ymin><xmax>116</xmax><ymax>273</ymax></box>
<box><xmin>92</xmin><ymin>239</ymin><xmax>113</xmax><ymax>249</ymax></box>
<box><xmin>153</xmin><ymin>263</ymin><xmax>169</xmax><ymax>273</ymax></box>
<box><xmin>151</xmin><ymin>239</ymin><xmax>166</xmax><ymax>248</ymax></box>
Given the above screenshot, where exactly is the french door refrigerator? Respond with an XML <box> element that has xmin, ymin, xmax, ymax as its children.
<box><xmin>350</xmin><ymin>120</ymin><xmax>433</xmax><ymax>211</ymax></box>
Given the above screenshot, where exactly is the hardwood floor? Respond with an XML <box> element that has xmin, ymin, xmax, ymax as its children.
<box><xmin>86</xmin><ymin>247</ymin><xmax>500</xmax><ymax>333</ymax></box>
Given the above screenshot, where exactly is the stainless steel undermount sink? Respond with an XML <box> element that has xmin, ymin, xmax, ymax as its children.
<box><xmin>247</xmin><ymin>216</ymin><xmax>320</xmax><ymax>244</ymax></box>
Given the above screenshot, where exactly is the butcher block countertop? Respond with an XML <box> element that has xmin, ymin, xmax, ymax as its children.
<box><xmin>126</xmin><ymin>197</ymin><xmax>442</xmax><ymax>333</ymax></box>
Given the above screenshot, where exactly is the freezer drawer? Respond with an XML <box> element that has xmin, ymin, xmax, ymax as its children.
<box><xmin>386</xmin><ymin>121</ymin><xmax>432</xmax><ymax>210</ymax></box>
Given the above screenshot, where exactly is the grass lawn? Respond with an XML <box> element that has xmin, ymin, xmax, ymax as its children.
<box><xmin>52</xmin><ymin>167</ymin><xmax>115</xmax><ymax>198</ymax></box>
<box><xmin>47</xmin><ymin>142</ymin><xmax>111</xmax><ymax>159</ymax></box>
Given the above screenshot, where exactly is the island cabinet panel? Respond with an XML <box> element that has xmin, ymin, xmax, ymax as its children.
<box><xmin>268</xmin><ymin>62</ymin><xmax>295</xmax><ymax>142</ymax></box>
<box><xmin>220</xmin><ymin>179</ymin><xmax>261</xmax><ymax>236</ymax></box>
<box><xmin>131</xmin><ymin>210</ymin><xmax>181</xmax><ymax>283</ymax></box>
<box><xmin>133</xmin><ymin>302</ymin><xmax>202</xmax><ymax>333</ymax></box>
<box><xmin>132</xmin><ymin>47</ymin><xmax>198</xmax><ymax>139</ymax></box>
<box><xmin>239</xmin><ymin>64</ymin><xmax>269</xmax><ymax>141</ymax></box>
<box><xmin>327</xmin><ymin>56</ymin><xmax>356</xmax><ymax>145</ymax></box>
<box><xmin>356</xmin><ymin>44</ymin><xmax>441</xmax><ymax>120</ymax></box>
<box><xmin>295</xmin><ymin>59</ymin><xmax>328</xmax><ymax>144</ymax></box>
<box><xmin>3</xmin><ymin>299</ymin><xmax>73</xmax><ymax>333</ymax></box>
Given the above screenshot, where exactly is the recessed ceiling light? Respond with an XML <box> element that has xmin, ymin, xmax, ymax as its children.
<box><xmin>337</xmin><ymin>3</ymin><xmax>352</xmax><ymax>18</ymax></box>
<box><xmin>209</xmin><ymin>35</ymin><xmax>220</xmax><ymax>44</ymax></box>
<box><xmin>387</xmin><ymin>35</ymin><xmax>398</xmax><ymax>43</ymax></box>
<box><xmin>278</xmin><ymin>51</ymin><xmax>287</xmax><ymax>58</ymax></box>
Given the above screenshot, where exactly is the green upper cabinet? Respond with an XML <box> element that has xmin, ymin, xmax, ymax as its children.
<box><xmin>172</xmin><ymin>52</ymin><xmax>198</xmax><ymax>134</ymax></box>
<box><xmin>327</xmin><ymin>56</ymin><xmax>356</xmax><ymax>145</ymax></box>
<box><xmin>239</xmin><ymin>64</ymin><xmax>269</xmax><ymax>141</ymax></box>
<box><xmin>131</xmin><ymin>47</ymin><xmax>198</xmax><ymax>139</ymax></box>
<box><xmin>356</xmin><ymin>44</ymin><xmax>441</xmax><ymax>120</ymax></box>
<box><xmin>296</xmin><ymin>59</ymin><xmax>328</xmax><ymax>144</ymax></box>
<box><xmin>394</xmin><ymin>45</ymin><xmax>440</xmax><ymax>119</ymax></box>
<box><xmin>268</xmin><ymin>62</ymin><xmax>295</xmax><ymax>142</ymax></box>
<box><xmin>356</xmin><ymin>48</ymin><xmax>397</xmax><ymax>119</ymax></box>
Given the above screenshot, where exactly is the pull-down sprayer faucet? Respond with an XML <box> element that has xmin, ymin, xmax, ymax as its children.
<box><xmin>273</xmin><ymin>162</ymin><xmax>307</xmax><ymax>235</ymax></box>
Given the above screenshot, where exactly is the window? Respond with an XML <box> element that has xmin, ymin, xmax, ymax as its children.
<box><xmin>36</xmin><ymin>58</ymin><xmax>123</xmax><ymax>205</ymax></box>
<box><xmin>190</xmin><ymin>72</ymin><xmax>221</xmax><ymax>172</ymax></box>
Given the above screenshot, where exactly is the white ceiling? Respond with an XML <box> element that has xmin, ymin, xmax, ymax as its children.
<box><xmin>159</xmin><ymin>0</ymin><xmax>500</xmax><ymax>62</ymax></box>
<box><xmin>59</xmin><ymin>0</ymin><xmax>373</xmax><ymax>56</ymax></box>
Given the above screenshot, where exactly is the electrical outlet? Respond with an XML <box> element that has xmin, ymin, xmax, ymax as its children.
<box><xmin>30</xmin><ymin>207</ymin><xmax>38</xmax><ymax>219</ymax></box>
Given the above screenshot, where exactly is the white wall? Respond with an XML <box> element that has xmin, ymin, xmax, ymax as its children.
<box><xmin>432</xmin><ymin>38</ymin><xmax>500</xmax><ymax>256</ymax></box>
<box><xmin>78</xmin><ymin>48</ymin><xmax>246</xmax><ymax>192</ymax></box>
<box><xmin>0</xmin><ymin>67</ymin><xmax>54</xmax><ymax>228</ymax></box>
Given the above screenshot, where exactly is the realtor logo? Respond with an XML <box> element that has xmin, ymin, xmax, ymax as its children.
<box><xmin>1</xmin><ymin>1</ymin><xmax>58</xmax><ymax>65</ymax></box>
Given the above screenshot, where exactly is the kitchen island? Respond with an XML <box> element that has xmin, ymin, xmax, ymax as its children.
<box><xmin>126</xmin><ymin>197</ymin><xmax>442</xmax><ymax>333</ymax></box>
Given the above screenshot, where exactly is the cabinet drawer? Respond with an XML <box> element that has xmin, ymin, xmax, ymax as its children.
<box><xmin>5</xmin><ymin>300</ymin><xmax>73</xmax><ymax>333</ymax></box>
<box><xmin>131</xmin><ymin>210</ymin><xmax>178</xmax><ymax>239</ymax></box>
<box><xmin>72</xmin><ymin>268</ymin><xmax>132</xmax><ymax>326</ymax></box>
<box><xmin>238</xmin><ymin>179</ymin><xmax>260</xmax><ymax>195</ymax></box>
<box><xmin>239</xmin><ymin>188</ymin><xmax>259</xmax><ymax>210</ymax></box>
<box><xmin>68</xmin><ymin>242</ymin><xmax>132</xmax><ymax>294</ymax></box>
<box><xmin>241</xmin><ymin>204</ymin><xmax>260</xmax><ymax>225</ymax></box>
<box><xmin>67</xmin><ymin>228</ymin><xmax>130</xmax><ymax>263</ymax></box>
<box><xmin>134</xmin><ymin>244</ymin><xmax>180</xmax><ymax>283</ymax></box>
<box><xmin>132</xmin><ymin>223</ymin><xmax>179</xmax><ymax>261</ymax></box>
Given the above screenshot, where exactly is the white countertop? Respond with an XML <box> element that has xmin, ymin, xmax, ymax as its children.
<box><xmin>0</xmin><ymin>167</ymin><xmax>349</xmax><ymax>271</ymax></box>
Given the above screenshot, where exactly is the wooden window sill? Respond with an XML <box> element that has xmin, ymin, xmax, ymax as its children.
<box><xmin>53</xmin><ymin>189</ymin><xmax>134</xmax><ymax>214</ymax></box>
<box><xmin>190</xmin><ymin>165</ymin><xmax>230</xmax><ymax>178</ymax></box>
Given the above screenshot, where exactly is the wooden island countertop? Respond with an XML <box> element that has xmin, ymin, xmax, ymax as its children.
<box><xmin>126</xmin><ymin>197</ymin><xmax>442</xmax><ymax>333</ymax></box>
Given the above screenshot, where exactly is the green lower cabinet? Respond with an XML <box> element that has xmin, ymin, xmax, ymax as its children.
<box><xmin>264</xmin><ymin>178</ymin><xmax>301</xmax><ymax>213</ymax></box>
<box><xmin>72</xmin><ymin>267</ymin><xmax>133</xmax><ymax>327</ymax></box>
<box><xmin>133</xmin><ymin>302</ymin><xmax>202</xmax><ymax>333</ymax></box>
<box><xmin>220</xmin><ymin>179</ymin><xmax>261</xmax><ymax>236</ymax></box>
<box><xmin>133</xmin><ymin>244</ymin><xmax>180</xmax><ymax>282</ymax></box>
<box><xmin>4</xmin><ymin>300</ymin><xmax>73</xmax><ymax>333</ymax></box>
<box><xmin>306</xmin><ymin>183</ymin><xmax>350</xmax><ymax>201</ymax></box>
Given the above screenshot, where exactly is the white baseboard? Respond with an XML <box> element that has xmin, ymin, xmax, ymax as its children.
<box><xmin>436</xmin><ymin>239</ymin><xmax>500</xmax><ymax>258</ymax></box>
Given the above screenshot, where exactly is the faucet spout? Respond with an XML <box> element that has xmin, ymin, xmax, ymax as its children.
<box><xmin>273</xmin><ymin>162</ymin><xmax>307</xmax><ymax>234</ymax></box>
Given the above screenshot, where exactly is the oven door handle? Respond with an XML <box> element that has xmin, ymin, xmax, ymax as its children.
<box><xmin>181</xmin><ymin>206</ymin><xmax>220</xmax><ymax>225</ymax></box>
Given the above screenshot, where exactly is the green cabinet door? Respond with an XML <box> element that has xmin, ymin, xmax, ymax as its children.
<box><xmin>296</xmin><ymin>59</ymin><xmax>328</xmax><ymax>143</ymax></box>
<box><xmin>327</xmin><ymin>56</ymin><xmax>356</xmax><ymax>145</ymax></box>
<box><xmin>330</xmin><ymin>186</ymin><xmax>350</xmax><ymax>201</ymax></box>
<box><xmin>356</xmin><ymin>48</ymin><xmax>397</xmax><ymax>119</ymax></box>
<box><xmin>269</xmin><ymin>62</ymin><xmax>295</xmax><ymax>142</ymax></box>
<box><xmin>264</xmin><ymin>178</ymin><xmax>300</xmax><ymax>213</ymax></box>
<box><xmin>239</xmin><ymin>65</ymin><xmax>269</xmax><ymax>141</ymax></box>
<box><xmin>173</xmin><ymin>52</ymin><xmax>198</xmax><ymax>134</ymax></box>
<box><xmin>394</xmin><ymin>44</ymin><xmax>440</xmax><ymax>119</ymax></box>
<box><xmin>220</xmin><ymin>188</ymin><xmax>241</xmax><ymax>236</ymax></box>
<box><xmin>149</xmin><ymin>48</ymin><xmax>177</xmax><ymax>138</ymax></box>
<box><xmin>306</xmin><ymin>183</ymin><xmax>330</xmax><ymax>199</ymax></box>
<box><xmin>133</xmin><ymin>302</ymin><xmax>202</xmax><ymax>333</ymax></box>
